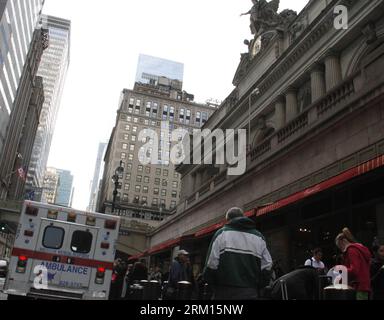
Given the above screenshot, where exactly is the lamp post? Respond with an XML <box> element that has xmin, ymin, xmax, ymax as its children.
<box><xmin>111</xmin><ymin>161</ymin><xmax>124</xmax><ymax>214</ymax></box>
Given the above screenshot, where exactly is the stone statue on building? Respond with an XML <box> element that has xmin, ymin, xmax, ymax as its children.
<box><xmin>241</xmin><ymin>0</ymin><xmax>281</xmax><ymax>36</ymax></box>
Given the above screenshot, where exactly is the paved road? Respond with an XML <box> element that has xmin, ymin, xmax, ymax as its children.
<box><xmin>0</xmin><ymin>280</ymin><xmax>7</xmax><ymax>300</ymax></box>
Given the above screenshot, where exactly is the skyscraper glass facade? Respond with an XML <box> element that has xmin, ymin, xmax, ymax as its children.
<box><xmin>135</xmin><ymin>54</ymin><xmax>184</xmax><ymax>85</ymax></box>
<box><xmin>0</xmin><ymin>0</ymin><xmax>45</xmax><ymax>156</ymax></box>
<box><xmin>55</xmin><ymin>169</ymin><xmax>73</xmax><ymax>207</ymax></box>
<box><xmin>26</xmin><ymin>15</ymin><xmax>70</xmax><ymax>189</ymax></box>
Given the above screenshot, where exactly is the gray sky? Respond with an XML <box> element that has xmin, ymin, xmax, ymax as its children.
<box><xmin>43</xmin><ymin>0</ymin><xmax>308</xmax><ymax>210</ymax></box>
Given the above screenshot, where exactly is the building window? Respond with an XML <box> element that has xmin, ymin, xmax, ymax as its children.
<box><xmin>136</xmin><ymin>100</ymin><xmax>141</xmax><ymax>107</ymax></box>
<box><xmin>130</xmin><ymin>145</ymin><xmax>135</xmax><ymax>152</ymax></box>
<box><xmin>163</xmin><ymin>170</ymin><xmax>169</xmax><ymax>177</ymax></box>
<box><xmin>152</xmin><ymin>103</ymin><xmax>158</xmax><ymax>117</ymax></box>
<box><xmin>122</xmin><ymin>143</ymin><xmax>128</xmax><ymax>150</ymax></box>
<box><xmin>127</xmin><ymin>164</ymin><xmax>132</xmax><ymax>171</ymax></box>
<box><xmin>133</xmin><ymin>118</ymin><xmax>138</xmax><ymax>123</ymax></box>
<box><xmin>144</xmin><ymin>119</ymin><xmax>149</xmax><ymax>125</ymax></box>
<box><xmin>136</xmin><ymin>175</ymin><xmax>142</xmax><ymax>183</ymax></box>
<box><xmin>124</xmin><ymin>134</ymin><xmax>129</xmax><ymax>140</ymax></box>
<box><xmin>154</xmin><ymin>188</ymin><xmax>159</xmax><ymax>195</ymax></box>
<box><xmin>172</xmin><ymin>191</ymin><xmax>177</xmax><ymax>198</ymax></box>
<box><xmin>143</xmin><ymin>186</ymin><xmax>149</xmax><ymax>194</ymax></box>
<box><xmin>163</xmin><ymin>105</ymin><xmax>169</xmax><ymax>120</ymax></box>
<box><xmin>174</xmin><ymin>173</ymin><xmax>179</xmax><ymax>179</ymax></box>
<box><xmin>131</xmin><ymin>135</ymin><xmax>137</xmax><ymax>142</ymax></box>
<box><xmin>171</xmin><ymin>201</ymin><xmax>177</xmax><ymax>208</ymax></box>
<box><xmin>179</xmin><ymin>108</ymin><xmax>185</xmax><ymax>123</ymax></box>
<box><xmin>152</xmin><ymin>198</ymin><xmax>158</xmax><ymax>206</ymax></box>
<box><xmin>133</xmin><ymin>195</ymin><xmax>140</xmax><ymax>204</ymax></box>
<box><xmin>156</xmin><ymin>168</ymin><xmax>161</xmax><ymax>176</ymax></box>
<box><xmin>161</xmin><ymin>189</ymin><xmax>167</xmax><ymax>197</ymax></box>
<box><xmin>172</xmin><ymin>181</ymin><xmax>178</xmax><ymax>188</ymax></box>
<box><xmin>202</xmin><ymin>112</ymin><xmax>208</xmax><ymax>125</ymax></box>
<box><xmin>133</xmin><ymin>126</ymin><xmax>138</xmax><ymax>133</ymax></box>
<box><xmin>170</xmin><ymin>106</ymin><xmax>175</xmax><ymax>121</ymax></box>
<box><xmin>160</xmin><ymin>199</ymin><xmax>166</xmax><ymax>207</ymax></box>
<box><xmin>142</xmin><ymin>196</ymin><xmax>148</xmax><ymax>204</ymax></box>
<box><xmin>126</xmin><ymin>173</ymin><xmax>131</xmax><ymax>180</ymax></box>
<box><xmin>162</xmin><ymin>180</ymin><xmax>168</xmax><ymax>187</ymax></box>
<box><xmin>135</xmin><ymin>186</ymin><xmax>141</xmax><ymax>193</ymax></box>
<box><xmin>144</xmin><ymin>176</ymin><xmax>150</xmax><ymax>184</ymax></box>
<box><xmin>125</xmin><ymin>125</ymin><xmax>131</xmax><ymax>131</ymax></box>
<box><xmin>128</xmin><ymin>154</ymin><xmax>134</xmax><ymax>161</ymax></box>
<box><xmin>196</xmin><ymin>112</ymin><xmax>201</xmax><ymax>126</ymax></box>
<box><xmin>124</xmin><ymin>184</ymin><xmax>130</xmax><ymax>191</ymax></box>
<box><xmin>123</xmin><ymin>194</ymin><xmax>129</xmax><ymax>202</ymax></box>
<box><xmin>155</xmin><ymin>178</ymin><xmax>160</xmax><ymax>186</ymax></box>
<box><xmin>121</xmin><ymin>153</ymin><xmax>127</xmax><ymax>160</ymax></box>
<box><xmin>145</xmin><ymin>167</ymin><xmax>151</xmax><ymax>174</ymax></box>
<box><xmin>146</xmin><ymin>101</ymin><xmax>152</xmax><ymax>116</ymax></box>
<box><xmin>186</xmin><ymin>109</ymin><xmax>191</xmax><ymax>125</ymax></box>
<box><xmin>138</xmin><ymin>165</ymin><xmax>143</xmax><ymax>172</ymax></box>
<box><xmin>127</xmin><ymin>116</ymin><xmax>132</xmax><ymax>122</ymax></box>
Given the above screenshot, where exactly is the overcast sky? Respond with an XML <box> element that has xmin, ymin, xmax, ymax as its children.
<box><xmin>43</xmin><ymin>0</ymin><xmax>308</xmax><ymax>211</ymax></box>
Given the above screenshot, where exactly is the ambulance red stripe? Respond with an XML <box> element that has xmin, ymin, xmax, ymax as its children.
<box><xmin>11</xmin><ymin>248</ymin><xmax>114</xmax><ymax>270</ymax></box>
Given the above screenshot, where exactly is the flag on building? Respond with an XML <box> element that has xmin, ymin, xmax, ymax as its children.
<box><xmin>18</xmin><ymin>167</ymin><xmax>26</xmax><ymax>181</ymax></box>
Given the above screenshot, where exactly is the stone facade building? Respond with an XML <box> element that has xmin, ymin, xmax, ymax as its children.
<box><xmin>134</xmin><ymin>0</ymin><xmax>384</xmax><ymax>272</ymax></box>
<box><xmin>98</xmin><ymin>77</ymin><xmax>217</xmax><ymax>256</ymax></box>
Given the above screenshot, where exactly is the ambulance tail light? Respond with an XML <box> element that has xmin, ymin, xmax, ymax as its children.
<box><xmin>104</xmin><ymin>220</ymin><xmax>117</xmax><ymax>230</ymax></box>
<box><xmin>24</xmin><ymin>230</ymin><xmax>34</xmax><ymax>237</ymax></box>
<box><xmin>101</xmin><ymin>242</ymin><xmax>110</xmax><ymax>250</ymax></box>
<box><xmin>95</xmin><ymin>267</ymin><xmax>106</xmax><ymax>285</ymax></box>
<box><xmin>25</xmin><ymin>206</ymin><xmax>38</xmax><ymax>216</ymax></box>
<box><xmin>16</xmin><ymin>256</ymin><xmax>28</xmax><ymax>273</ymax></box>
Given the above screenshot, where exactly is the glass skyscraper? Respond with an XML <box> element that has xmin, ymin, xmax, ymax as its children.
<box><xmin>26</xmin><ymin>15</ymin><xmax>70</xmax><ymax>190</ymax></box>
<box><xmin>135</xmin><ymin>54</ymin><xmax>184</xmax><ymax>85</ymax></box>
<box><xmin>88</xmin><ymin>142</ymin><xmax>107</xmax><ymax>212</ymax></box>
<box><xmin>0</xmin><ymin>0</ymin><xmax>45</xmax><ymax>156</ymax></box>
<box><xmin>55</xmin><ymin>169</ymin><xmax>73</xmax><ymax>207</ymax></box>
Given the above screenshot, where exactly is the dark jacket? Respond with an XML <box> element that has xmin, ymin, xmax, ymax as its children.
<box><xmin>371</xmin><ymin>258</ymin><xmax>384</xmax><ymax>300</ymax></box>
<box><xmin>203</xmin><ymin>217</ymin><xmax>273</xmax><ymax>290</ymax></box>
<box><xmin>168</xmin><ymin>258</ymin><xmax>191</xmax><ymax>288</ymax></box>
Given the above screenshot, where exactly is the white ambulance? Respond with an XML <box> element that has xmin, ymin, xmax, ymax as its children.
<box><xmin>4</xmin><ymin>201</ymin><xmax>120</xmax><ymax>300</ymax></box>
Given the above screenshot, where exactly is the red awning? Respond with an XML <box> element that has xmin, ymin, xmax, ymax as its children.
<box><xmin>256</xmin><ymin>155</ymin><xmax>384</xmax><ymax>217</ymax></box>
<box><xmin>142</xmin><ymin>155</ymin><xmax>384</xmax><ymax>257</ymax></box>
<box><xmin>147</xmin><ymin>237</ymin><xmax>181</xmax><ymax>255</ymax></box>
<box><xmin>194</xmin><ymin>210</ymin><xmax>255</xmax><ymax>238</ymax></box>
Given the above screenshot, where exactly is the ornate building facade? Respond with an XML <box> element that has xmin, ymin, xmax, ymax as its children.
<box><xmin>132</xmin><ymin>0</ymin><xmax>384</xmax><ymax>272</ymax></box>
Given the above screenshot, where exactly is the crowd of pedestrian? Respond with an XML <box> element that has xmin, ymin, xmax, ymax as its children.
<box><xmin>109</xmin><ymin>207</ymin><xmax>384</xmax><ymax>301</ymax></box>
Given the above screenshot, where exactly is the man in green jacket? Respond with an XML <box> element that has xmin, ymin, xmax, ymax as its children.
<box><xmin>203</xmin><ymin>207</ymin><xmax>273</xmax><ymax>300</ymax></box>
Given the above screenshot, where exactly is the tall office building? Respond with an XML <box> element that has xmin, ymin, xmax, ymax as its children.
<box><xmin>0</xmin><ymin>0</ymin><xmax>45</xmax><ymax>156</ymax></box>
<box><xmin>98</xmin><ymin>56</ymin><xmax>217</xmax><ymax>223</ymax></box>
<box><xmin>0</xmin><ymin>27</ymin><xmax>46</xmax><ymax>202</ymax></box>
<box><xmin>88</xmin><ymin>142</ymin><xmax>107</xmax><ymax>212</ymax></box>
<box><xmin>26</xmin><ymin>15</ymin><xmax>70</xmax><ymax>191</ymax></box>
<box><xmin>41</xmin><ymin>167</ymin><xmax>59</xmax><ymax>204</ymax></box>
<box><xmin>135</xmin><ymin>54</ymin><xmax>184</xmax><ymax>88</ymax></box>
<box><xmin>55</xmin><ymin>169</ymin><xmax>73</xmax><ymax>207</ymax></box>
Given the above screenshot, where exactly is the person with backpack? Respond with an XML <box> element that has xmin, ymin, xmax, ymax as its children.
<box><xmin>335</xmin><ymin>228</ymin><xmax>372</xmax><ymax>300</ymax></box>
<box><xmin>305</xmin><ymin>248</ymin><xmax>326</xmax><ymax>274</ymax></box>
<box><xmin>203</xmin><ymin>207</ymin><xmax>273</xmax><ymax>300</ymax></box>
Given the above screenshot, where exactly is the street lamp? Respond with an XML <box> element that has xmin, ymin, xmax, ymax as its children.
<box><xmin>111</xmin><ymin>161</ymin><xmax>124</xmax><ymax>214</ymax></box>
